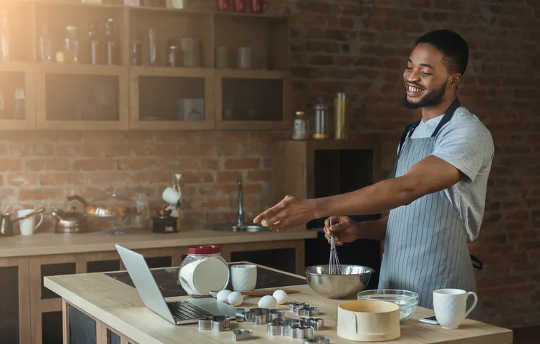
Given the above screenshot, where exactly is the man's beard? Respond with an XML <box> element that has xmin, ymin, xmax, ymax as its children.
<box><xmin>402</xmin><ymin>80</ymin><xmax>447</xmax><ymax>109</ymax></box>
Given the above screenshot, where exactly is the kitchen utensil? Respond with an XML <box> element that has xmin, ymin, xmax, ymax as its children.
<box><xmin>305</xmin><ymin>265</ymin><xmax>374</xmax><ymax>299</ymax></box>
<box><xmin>433</xmin><ymin>288</ymin><xmax>478</xmax><ymax>329</ymax></box>
<box><xmin>328</xmin><ymin>218</ymin><xmax>342</xmax><ymax>274</ymax></box>
<box><xmin>51</xmin><ymin>209</ymin><xmax>86</xmax><ymax>233</ymax></box>
<box><xmin>337</xmin><ymin>300</ymin><xmax>400</xmax><ymax>341</ymax></box>
<box><xmin>357</xmin><ymin>289</ymin><xmax>419</xmax><ymax>321</ymax></box>
<box><xmin>0</xmin><ymin>213</ymin><xmax>13</xmax><ymax>236</ymax></box>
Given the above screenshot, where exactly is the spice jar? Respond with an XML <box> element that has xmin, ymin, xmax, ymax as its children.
<box><xmin>334</xmin><ymin>92</ymin><xmax>347</xmax><ymax>139</ymax></box>
<box><xmin>312</xmin><ymin>102</ymin><xmax>329</xmax><ymax>140</ymax></box>
<box><xmin>179</xmin><ymin>245</ymin><xmax>229</xmax><ymax>295</ymax></box>
<box><xmin>291</xmin><ymin>110</ymin><xmax>308</xmax><ymax>140</ymax></box>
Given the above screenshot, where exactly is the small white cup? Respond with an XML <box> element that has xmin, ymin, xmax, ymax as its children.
<box><xmin>231</xmin><ymin>264</ymin><xmax>257</xmax><ymax>292</ymax></box>
<box><xmin>162</xmin><ymin>187</ymin><xmax>181</xmax><ymax>205</ymax></box>
<box><xmin>433</xmin><ymin>288</ymin><xmax>478</xmax><ymax>329</ymax></box>
<box><xmin>17</xmin><ymin>209</ymin><xmax>44</xmax><ymax>236</ymax></box>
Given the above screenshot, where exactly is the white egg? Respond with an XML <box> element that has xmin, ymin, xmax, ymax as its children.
<box><xmin>272</xmin><ymin>289</ymin><xmax>288</xmax><ymax>305</ymax></box>
<box><xmin>227</xmin><ymin>291</ymin><xmax>244</xmax><ymax>306</ymax></box>
<box><xmin>216</xmin><ymin>289</ymin><xmax>231</xmax><ymax>303</ymax></box>
<box><xmin>258</xmin><ymin>295</ymin><xmax>277</xmax><ymax>308</ymax></box>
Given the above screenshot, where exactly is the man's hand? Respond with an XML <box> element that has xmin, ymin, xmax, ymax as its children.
<box><xmin>253</xmin><ymin>195</ymin><xmax>317</xmax><ymax>230</ymax></box>
<box><xmin>323</xmin><ymin>216</ymin><xmax>361</xmax><ymax>246</ymax></box>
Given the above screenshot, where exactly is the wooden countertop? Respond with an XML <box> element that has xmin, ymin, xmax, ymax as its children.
<box><xmin>0</xmin><ymin>228</ymin><xmax>316</xmax><ymax>258</ymax></box>
<box><xmin>45</xmin><ymin>267</ymin><xmax>513</xmax><ymax>344</ymax></box>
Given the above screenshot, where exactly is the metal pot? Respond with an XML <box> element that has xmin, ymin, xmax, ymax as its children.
<box><xmin>51</xmin><ymin>209</ymin><xmax>86</xmax><ymax>233</ymax></box>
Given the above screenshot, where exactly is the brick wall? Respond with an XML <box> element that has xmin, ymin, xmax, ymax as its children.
<box><xmin>0</xmin><ymin>0</ymin><xmax>538</xmax><ymax>330</ymax></box>
<box><xmin>287</xmin><ymin>0</ymin><xmax>540</xmax><ymax>329</ymax></box>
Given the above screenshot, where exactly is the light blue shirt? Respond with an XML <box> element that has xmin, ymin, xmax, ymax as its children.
<box><xmin>408</xmin><ymin>106</ymin><xmax>494</xmax><ymax>242</ymax></box>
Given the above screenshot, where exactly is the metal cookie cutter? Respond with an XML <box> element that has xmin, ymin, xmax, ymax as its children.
<box><xmin>249</xmin><ymin>308</ymin><xmax>270</xmax><ymax>325</ymax></box>
<box><xmin>198</xmin><ymin>317</ymin><xmax>212</xmax><ymax>331</ymax></box>
<box><xmin>289</xmin><ymin>302</ymin><xmax>308</xmax><ymax>313</ymax></box>
<box><xmin>211</xmin><ymin>315</ymin><xmax>231</xmax><ymax>332</ymax></box>
<box><xmin>235</xmin><ymin>308</ymin><xmax>248</xmax><ymax>322</ymax></box>
<box><xmin>270</xmin><ymin>309</ymin><xmax>285</xmax><ymax>321</ymax></box>
<box><xmin>267</xmin><ymin>322</ymin><xmax>283</xmax><ymax>337</ymax></box>
<box><xmin>298</xmin><ymin>305</ymin><xmax>320</xmax><ymax>317</ymax></box>
<box><xmin>306</xmin><ymin>335</ymin><xmax>330</xmax><ymax>344</ymax></box>
<box><xmin>302</xmin><ymin>326</ymin><xmax>315</xmax><ymax>340</ymax></box>
<box><xmin>301</xmin><ymin>317</ymin><xmax>324</xmax><ymax>331</ymax></box>
<box><xmin>232</xmin><ymin>329</ymin><xmax>253</xmax><ymax>342</ymax></box>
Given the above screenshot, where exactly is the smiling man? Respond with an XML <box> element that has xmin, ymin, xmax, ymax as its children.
<box><xmin>254</xmin><ymin>30</ymin><xmax>494</xmax><ymax>308</ymax></box>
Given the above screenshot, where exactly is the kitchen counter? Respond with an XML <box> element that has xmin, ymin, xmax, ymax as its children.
<box><xmin>44</xmin><ymin>265</ymin><xmax>513</xmax><ymax>344</ymax></box>
<box><xmin>0</xmin><ymin>228</ymin><xmax>316</xmax><ymax>258</ymax></box>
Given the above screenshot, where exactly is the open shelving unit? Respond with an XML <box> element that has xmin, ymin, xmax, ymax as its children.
<box><xmin>0</xmin><ymin>0</ymin><xmax>289</xmax><ymax>130</ymax></box>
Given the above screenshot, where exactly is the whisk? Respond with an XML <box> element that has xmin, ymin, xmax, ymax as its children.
<box><xmin>328</xmin><ymin>218</ymin><xmax>342</xmax><ymax>275</ymax></box>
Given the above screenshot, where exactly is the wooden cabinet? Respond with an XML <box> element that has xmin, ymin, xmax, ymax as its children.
<box><xmin>0</xmin><ymin>64</ymin><xmax>37</xmax><ymax>129</ymax></box>
<box><xmin>36</xmin><ymin>64</ymin><xmax>129</xmax><ymax>130</ymax></box>
<box><xmin>0</xmin><ymin>1</ymin><xmax>289</xmax><ymax>131</ymax></box>
<box><xmin>0</xmin><ymin>258</ymin><xmax>31</xmax><ymax>344</ymax></box>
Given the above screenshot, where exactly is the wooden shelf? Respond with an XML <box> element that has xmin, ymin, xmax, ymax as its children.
<box><xmin>1</xmin><ymin>0</ymin><xmax>289</xmax><ymax>131</ymax></box>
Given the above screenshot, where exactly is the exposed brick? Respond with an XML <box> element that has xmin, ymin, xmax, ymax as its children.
<box><xmin>224</xmin><ymin>158</ymin><xmax>260</xmax><ymax>170</ymax></box>
<box><xmin>40</xmin><ymin>173</ymin><xmax>84</xmax><ymax>186</ymax></box>
<box><xmin>7</xmin><ymin>173</ymin><xmax>39</xmax><ymax>186</ymax></box>
<box><xmin>217</xmin><ymin>171</ymin><xmax>242</xmax><ymax>183</ymax></box>
<box><xmin>19</xmin><ymin>188</ymin><xmax>64</xmax><ymax>201</ymax></box>
<box><xmin>0</xmin><ymin>159</ymin><xmax>22</xmax><ymax>171</ymax></box>
<box><xmin>73</xmin><ymin>159</ymin><xmax>115</xmax><ymax>171</ymax></box>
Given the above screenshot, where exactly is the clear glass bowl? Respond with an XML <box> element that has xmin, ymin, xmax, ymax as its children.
<box><xmin>356</xmin><ymin>289</ymin><xmax>419</xmax><ymax>321</ymax></box>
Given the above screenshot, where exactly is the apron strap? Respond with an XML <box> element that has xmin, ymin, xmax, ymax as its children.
<box><xmin>396</xmin><ymin>98</ymin><xmax>461</xmax><ymax>161</ymax></box>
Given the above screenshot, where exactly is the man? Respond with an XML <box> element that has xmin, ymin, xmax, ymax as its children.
<box><xmin>254</xmin><ymin>30</ymin><xmax>494</xmax><ymax>308</ymax></box>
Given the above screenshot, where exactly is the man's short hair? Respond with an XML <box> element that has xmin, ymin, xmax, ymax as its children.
<box><xmin>415</xmin><ymin>29</ymin><xmax>469</xmax><ymax>75</ymax></box>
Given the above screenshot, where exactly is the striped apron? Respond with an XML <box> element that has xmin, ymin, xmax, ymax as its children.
<box><xmin>378</xmin><ymin>100</ymin><xmax>476</xmax><ymax>309</ymax></box>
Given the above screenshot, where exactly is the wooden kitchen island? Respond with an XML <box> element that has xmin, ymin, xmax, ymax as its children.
<box><xmin>44</xmin><ymin>264</ymin><xmax>513</xmax><ymax>344</ymax></box>
<box><xmin>0</xmin><ymin>228</ymin><xmax>315</xmax><ymax>344</ymax></box>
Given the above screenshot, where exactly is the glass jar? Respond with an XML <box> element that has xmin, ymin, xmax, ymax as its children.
<box><xmin>104</xmin><ymin>18</ymin><xmax>115</xmax><ymax>65</ymax></box>
<box><xmin>64</xmin><ymin>25</ymin><xmax>80</xmax><ymax>63</ymax></box>
<box><xmin>178</xmin><ymin>245</ymin><xmax>229</xmax><ymax>296</ymax></box>
<box><xmin>291</xmin><ymin>110</ymin><xmax>308</xmax><ymax>140</ymax></box>
<box><xmin>0</xmin><ymin>10</ymin><xmax>10</xmax><ymax>62</ymax></box>
<box><xmin>312</xmin><ymin>102</ymin><xmax>329</xmax><ymax>139</ymax></box>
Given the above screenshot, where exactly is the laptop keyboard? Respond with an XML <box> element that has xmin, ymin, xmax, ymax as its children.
<box><xmin>167</xmin><ymin>301</ymin><xmax>213</xmax><ymax>323</ymax></box>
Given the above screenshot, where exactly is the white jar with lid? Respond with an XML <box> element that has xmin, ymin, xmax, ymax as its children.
<box><xmin>179</xmin><ymin>245</ymin><xmax>229</xmax><ymax>295</ymax></box>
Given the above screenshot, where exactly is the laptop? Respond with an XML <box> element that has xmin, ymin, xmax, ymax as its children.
<box><xmin>115</xmin><ymin>244</ymin><xmax>237</xmax><ymax>325</ymax></box>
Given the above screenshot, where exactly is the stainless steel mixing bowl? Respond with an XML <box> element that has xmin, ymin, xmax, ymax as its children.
<box><xmin>305</xmin><ymin>265</ymin><xmax>375</xmax><ymax>299</ymax></box>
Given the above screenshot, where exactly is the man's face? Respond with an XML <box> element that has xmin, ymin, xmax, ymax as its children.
<box><xmin>402</xmin><ymin>43</ymin><xmax>450</xmax><ymax>109</ymax></box>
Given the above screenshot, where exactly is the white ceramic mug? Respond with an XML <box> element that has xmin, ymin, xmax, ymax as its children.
<box><xmin>17</xmin><ymin>209</ymin><xmax>44</xmax><ymax>236</ymax></box>
<box><xmin>162</xmin><ymin>187</ymin><xmax>181</xmax><ymax>205</ymax></box>
<box><xmin>231</xmin><ymin>264</ymin><xmax>257</xmax><ymax>291</ymax></box>
<box><xmin>433</xmin><ymin>289</ymin><xmax>478</xmax><ymax>329</ymax></box>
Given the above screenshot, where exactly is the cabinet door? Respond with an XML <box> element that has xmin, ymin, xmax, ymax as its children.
<box><xmin>216</xmin><ymin>70</ymin><xmax>289</xmax><ymax>130</ymax></box>
<box><xmin>0</xmin><ymin>65</ymin><xmax>36</xmax><ymax>129</ymax></box>
<box><xmin>0</xmin><ymin>259</ymin><xmax>30</xmax><ymax>344</ymax></box>
<box><xmin>36</xmin><ymin>64</ymin><xmax>128</xmax><ymax>130</ymax></box>
<box><xmin>129</xmin><ymin>67</ymin><xmax>214</xmax><ymax>130</ymax></box>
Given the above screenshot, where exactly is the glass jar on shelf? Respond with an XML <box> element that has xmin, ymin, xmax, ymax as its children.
<box><xmin>104</xmin><ymin>17</ymin><xmax>115</xmax><ymax>65</ymax></box>
<box><xmin>64</xmin><ymin>25</ymin><xmax>80</xmax><ymax>64</ymax></box>
<box><xmin>312</xmin><ymin>101</ymin><xmax>329</xmax><ymax>140</ymax></box>
<box><xmin>167</xmin><ymin>42</ymin><xmax>178</xmax><ymax>67</ymax></box>
<box><xmin>14</xmin><ymin>88</ymin><xmax>24</xmax><ymax>118</ymax></box>
<box><xmin>178</xmin><ymin>245</ymin><xmax>229</xmax><ymax>295</ymax></box>
<box><xmin>291</xmin><ymin>110</ymin><xmax>309</xmax><ymax>140</ymax></box>
<box><xmin>39</xmin><ymin>24</ymin><xmax>53</xmax><ymax>62</ymax></box>
<box><xmin>88</xmin><ymin>23</ymin><xmax>99</xmax><ymax>65</ymax></box>
<box><xmin>0</xmin><ymin>10</ymin><xmax>10</xmax><ymax>62</ymax></box>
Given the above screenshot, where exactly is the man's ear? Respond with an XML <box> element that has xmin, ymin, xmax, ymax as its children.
<box><xmin>449</xmin><ymin>73</ymin><xmax>462</xmax><ymax>89</ymax></box>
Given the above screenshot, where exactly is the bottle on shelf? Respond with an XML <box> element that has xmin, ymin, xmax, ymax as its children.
<box><xmin>291</xmin><ymin>110</ymin><xmax>309</xmax><ymax>140</ymax></box>
<box><xmin>14</xmin><ymin>88</ymin><xmax>24</xmax><ymax>118</ymax></box>
<box><xmin>312</xmin><ymin>100</ymin><xmax>329</xmax><ymax>140</ymax></box>
<box><xmin>64</xmin><ymin>25</ymin><xmax>80</xmax><ymax>64</ymax></box>
<box><xmin>334</xmin><ymin>92</ymin><xmax>347</xmax><ymax>140</ymax></box>
<box><xmin>87</xmin><ymin>23</ymin><xmax>99</xmax><ymax>65</ymax></box>
<box><xmin>147</xmin><ymin>28</ymin><xmax>157</xmax><ymax>65</ymax></box>
<box><xmin>104</xmin><ymin>17</ymin><xmax>115</xmax><ymax>65</ymax></box>
<box><xmin>167</xmin><ymin>41</ymin><xmax>178</xmax><ymax>67</ymax></box>
<box><xmin>0</xmin><ymin>10</ymin><xmax>10</xmax><ymax>62</ymax></box>
<box><xmin>39</xmin><ymin>24</ymin><xmax>53</xmax><ymax>63</ymax></box>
